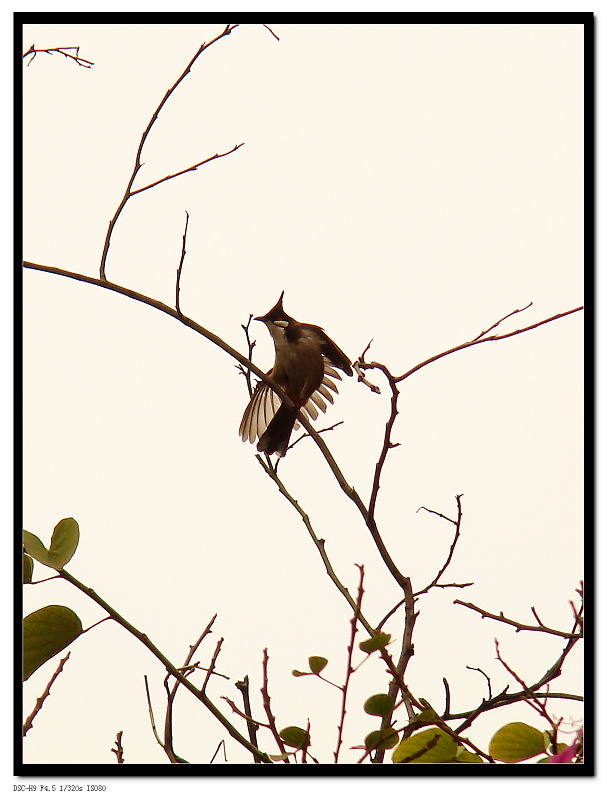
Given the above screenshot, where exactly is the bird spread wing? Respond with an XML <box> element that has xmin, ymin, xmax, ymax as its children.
<box><xmin>239</xmin><ymin>358</ymin><xmax>343</xmax><ymax>445</ymax></box>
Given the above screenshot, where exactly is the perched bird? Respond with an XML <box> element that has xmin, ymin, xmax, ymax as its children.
<box><xmin>239</xmin><ymin>292</ymin><xmax>352</xmax><ymax>457</ymax></box>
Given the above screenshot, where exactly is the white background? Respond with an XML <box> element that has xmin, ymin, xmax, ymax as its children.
<box><xmin>15</xmin><ymin>11</ymin><xmax>592</xmax><ymax>797</ymax></box>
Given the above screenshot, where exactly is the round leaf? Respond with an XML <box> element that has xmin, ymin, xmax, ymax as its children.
<box><xmin>23</xmin><ymin>519</ymin><xmax>80</xmax><ymax>570</ymax></box>
<box><xmin>308</xmin><ymin>656</ymin><xmax>328</xmax><ymax>675</ymax></box>
<box><xmin>489</xmin><ymin>722</ymin><xmax>546</xmax><ymax>763</ymax></box>
<box><xmin>48</xmin><ymin>518</ymin><xmax>80</xmax><ymax>568</ymax></box>
<box><xmin>23</xmin><ymin>530</ymin><xmax>52</xmax><ymax>567</ymax></box>
<box><xmin>359</xmin><ymin>632</ymin><xmax>391</xmax><ymax>653</ymax></box>
<box><xmin>393</xmin><ymin>728</ymin><xmax>457</xmax><ymax>763</ymax></box>
<box><xmin>454</xmin><ymin>746</ymin><xmax>484</xmax><ymax>763</ymax></box>
<box><xmin>365</xmin><ymin>728</ymin><xmax>399</xmax><ymax>751</ymax></box>
<box><xmin>279</xmin><ymin>726</ymin><xmax>310</xmax><ymax>750</ymax></box>
<box><xmin>23</xmin><ymin>605</ymin><xmax>82</xmax><ymax>680</ymax></box>
<box><xmin>364</xmin><ymin>694</ymin><xmax>395</xmax><ymax>717</ymax></box>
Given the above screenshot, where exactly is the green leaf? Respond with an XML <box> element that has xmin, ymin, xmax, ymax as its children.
<box><xmin>291</xmin><ymin>669</ymin><xmax>309</xmax><ymax>677</ymax></box>
<box><xmin>454</xmin><ymin>746</ymin><xmax>484</xmax><ymax>763</ymax></box>
<box><xmin>393</xmin><ymin>728</ymin><xmax>457</xmax><ymax>763</ymax></box>
<box><xmin>359</xmin><ymin>632</ymin><xmax>391</xmax><ymax>653</ymax></box>
<box><xmin>308</xmin><ymin>656</ymin><xmax>328</xmax><ymax>675</ymax></box>
<box><xmin>23</xmin><ymin>518</ymin><xmax>79</xmax><ymax>569</ymax></box>
<box><xmin>489</xmin><ymin>722</ymin><xmax>546</xmax><ymax>763</ymax></box>
<box><xmin>279</xmin><ymin>726</ymin><xmax>310</xmax><ymax>750</ymax></box>
<box><xmin>48</xmin><ymin>518</ymin><xmax>79</xmax><ymax>567</ymax></box>
<box><xmin>23</xmin><ymin>553</ymin><xmax>33</xmax><ymax>584</ymax></box>
<box><xmin>365</xmin><ymin>728</ymin><xmax>399</xmax><ymax>751</ymax></box>
<box><xmin>23</xmin><ymin>605</ymin><xmax>83</xmax><ymax>680</ymax></box>
<box><xmin>364</xmin><ymin>694</ymin><xmax>395</xmax><ymax>717</ymax></box>
<box><xmin>414</xmin><ymin>708</ymin><xmax>438</xmax><ymax>723</ymax></box>
<box><xmin>23</xmin><ymin>531</ymin><xmax>52</xmax><ymax>567</ymax></box>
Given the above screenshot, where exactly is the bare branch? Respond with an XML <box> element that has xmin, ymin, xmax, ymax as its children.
<box><xmin>261</xmin><ymin>649</ymin><xmax>291</xmax><ymax>761</ymax></box>
<box><xmin>23</xmin><ymin>652</ymin><xmax>71</xmax><ymax>736</ymax></box>
<box><xmin>451</xmin><ymin>627</ymin><xmax>582</xmax><ymax>733</ymax></box>
<box><xmin>263</xmin><ymin>25</ymin><xmax>280</xmax><ymax>41</ymax></box>
<box><xmin>55</xmin><ymin>566</ymin><xmax>271</xmax><ymax>762</ymax></box>
<box><xmin>466</xmin><ymin>665</ymin><xmax>493</xmax><ymax>699</ymax></box>
<box><xmin>175</xmin><ymin>211</ymin><xmax>189</xmax><ymax>315</ymax></box>
<box><xmin>209</xmin><ymin>740</ymin><xmax>227</xmax><ymax>763</ymax></box>
<box><xmin>131</xmin><ymin>143</ymin><xmax>244</xmax><ymax>196</ymax></box>
<box><xmin>415</xmin><ymin>495</ymin><xmax>467</xmax><ymax>597</ymax></box>
<box><xmin>202</xmin><ymin>638</ymin><xmax>224</xmax><ymax>694</ymax></box>
<box><xmin>23</xmin><ymin>44</ymin><xmax>94</xmax><ymax>68</ymax></box>
<box><xmin>454</xmin><ymin>599</ymin><xmax>583</xmax><ymax>639</ymax></box>
<box><xmin>393</xmin><ymin>305</ymin><xmax>582</xmax><ymax>384</ymax></box>
<box><xmin>471</xmin><ymin>302</ymin><xmax>533</xmax><ymax>341</ymax></box>
<box><xmin>110</xmin><ymin>731</ymin><xmax>124</xmax><ymax>763</ymax></box>
<box><xmin>234</xmin><ymin>676</ymin><xmax>262</xmax><ymax>763</ymax></box>
<box><xmin>334</xmin><ymin>565</ymin><xmax>365</xmax><ymax>763</ymax></box>
<box><xmin>99</xmin><ymin>24</ymin><xmax>241</xmax><ymax>280</ymax></box>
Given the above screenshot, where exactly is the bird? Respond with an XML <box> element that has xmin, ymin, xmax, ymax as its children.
<box><xmin>239</xmin><ymin>292</ymin><xmax>352</xmax><ymax>457</ymax></box>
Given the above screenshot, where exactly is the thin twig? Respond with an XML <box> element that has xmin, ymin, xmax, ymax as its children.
<box><xmin>466</xmin><ymin>665</ymin><xmax>493</xmax><ymax>699</ymax></box>
<box><xmin>288</xmin><ymin>420</ymin><xmax>344</xmax><ymax>450</ymax></box>
<box><xmin>263</xmin><ymin>25</ymin><xmax>280</xmax><ymax>41</ymax></box>
<box><xmin>175</xmin><ymin>211</ymin><xmax>189</xmax><ymax>315</ymax></box>
<box><xmin>23</xmin><ymin>652</ymin><xmax>71</xmax><ymax>736</ymax></box>
<box><xmin>235</xmin><ymin>676</ymin><xmax>261</xmax><ymax>763</ymax></box>
<box><xmin>56</xmin><ymin>566</ymin><xmax>271</xmax><ymax>762</ymax></box>
<box><xmin>111</xmin><ymin>731</ymin><xmax>124</xmax><ymax>763</ymax></box>
<box><xmin>260</xmin><ymin>649</ymin><xmax>290</xmax><ymax>761</ymax></box>
<box><xmin>471</xmin><ymin>302</ymin><xmax>534</xmax><ymax>341</ymax></box>
<box><xmin>130</xmin><ymin>143</ymin><xmax>244</xmax><ymax>196</ymax></box>
<box><xmin>393</xmin><ymin>305</ymin><xmax>583</xmax><ymax>383</ymax></box>
<box><xmin>239</xmin><ymin>315</ymin><xmax>257</xmax><ymax>397</ymax></box>
<box><xmin>453</xmin><ymin>599</ymin><xmax>583</xmax><ymax>639</ymax></box>
<box><xmin>414</xmin><ymin>495</ymin><xmax>469</xmax><ymax>596</ymax></box>
<box><xmin>99</xmin><ymin>24</ymin><xmax>240</xmax><ymax>279</ymax></box>
<box><xmin>202</xmin><ymin>638</ymin><xmax>224</xmax><ymax>694</ymax></box>
<box><xmin>494</xmin><ymin>639</ymin><xmax>559</xmax><ymax>747</ymax></box>
<box><xmin>144</xmin><ymin>675</ymin><xmax>166</xmax><ymax>748</ymax></box>
<box><xmin>23</xmin><ymin>44</ymin><xmax>94</xmax><ymax>68</ymax></box>
<box><xmin>209</xmin><ymin>740</ymin><xmax>227</xmax><ymax>763</ymax></box>
<box><xmin>442</xmin><ymin>677</ymin><xmax>451</xmax><ymax>716</ymax></box>
<box><xmin>334</xmin><ymin>565</ymin><xmax>365</xmax><ymax>763</ymax></box>
<box><xmin>452</xmin><ymin>625</ymin><xmax>582</xmax><ymax>734</ymax></box>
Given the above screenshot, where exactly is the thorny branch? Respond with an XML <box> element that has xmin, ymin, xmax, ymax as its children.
<box><xmin>175</xmin><ymin>211</ymin><xmax>189</xmax><ymax>315</ymax></box>
<box><xmin>111</xmin><ymin>730</ymin><xmax>124</xmax><ymax>763</ymax></box>
<box><xmin>453</xmin><ymin>598</ymin><xmax>583</xmax><ymax>640</ymax></box>
<box><xmin>414</xmin><ymin>495</ymin><xmax>473</xmax><ymax>597</ymax></box>
<box><xmin>392</xmin><ymin>303</ymin><xmax>582</xmax><ymax>383</ymax></box>
<box><xmin>260</xmin><ymin>649</ymin><xmax>291</xmax><ymax>762</ymax></box>
<box><xmin>23</xmin><ymin>652</ymin><xmax>71</xmax><ymax>736</ymax></box>
<box><xmin>146</xmin><ymin>614</ymin><xmax>223</xmax><ymax>763</ymax></box>
<box><xmin>23</xmin><ymin>44</ymin><xmax>94</xmax><ymax>68</ymax></box>
<box><xmin>234</xmin><ymin>676</ymin><xmax>262</xmax><ymax>763</ymax></box>
<box><xmin>334</xmin><ymin>565</ymin><xmax>365</xmax><ymax>763</ymax></box>
<box><xmin>99</xmin><ymin>24</ymin><xmax>242</xmax><ymax>280</ymax></box>
<box><xmin>56</xmin><ymin>566</ymin><xmax>271</xmax><ymax>762</ymax></box>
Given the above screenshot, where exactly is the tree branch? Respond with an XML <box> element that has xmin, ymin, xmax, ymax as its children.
<box><xmin>99</xmin><ymin>24</ymin><xmax>241</xmax><ymax>280</ymax></box>
<box><xmin>56</xmin><ymin>566</ymin><xmax>272</xmax><ymax>762</ymax></box>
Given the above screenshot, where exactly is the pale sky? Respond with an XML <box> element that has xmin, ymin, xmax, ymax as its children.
<box><xmin>20</xmin><ymin>17</ymin><xmax>586</xmax><ymax>790</ymax></box>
